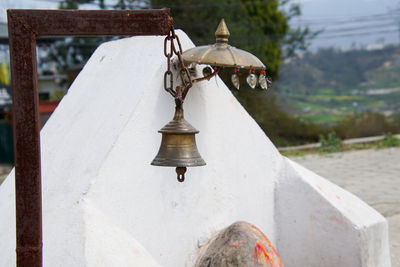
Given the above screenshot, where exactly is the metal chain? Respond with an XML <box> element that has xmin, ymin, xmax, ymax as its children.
<box><xmin>163</xmin><ymin>26</ymin><xmax>192</xmax><ymax>100</ymax></box>
<box><xmin>163</xmin><ymin>30</ymin><xmax>175</xmax><ymax>97</ymax></box>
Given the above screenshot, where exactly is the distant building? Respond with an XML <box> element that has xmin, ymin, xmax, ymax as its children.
<box><xmin>0</xmin><ymin>85</ymin><xmax>11</xmax><ymax>119</ymax></box>
<box><xmin>38</xmin><ymin>73</ymin><xmax>68</xmax><ymax>100</ymax></box>
<box><xmin>0</xmin><ymin>22</ymin><xmax>67</xmax><ymax>163</ymax></box>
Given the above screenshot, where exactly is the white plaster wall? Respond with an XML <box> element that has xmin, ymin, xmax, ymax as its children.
<box><xmin>0</xmin><ymin>169</ymin><xmax>16</xmax><ymax>267</ymax></box>
<box><xmin>0</xmin><ymin>31</ymin><xmax>390</xmax><ymax>267</ymax></box>
<box><xmin>82</xmin><ymin>199</ymin><xmax>161</xmax><ymax>267</ymax></box>
<box><xmin>275</xmin><ymin>159</ymin><xmax>391</xmax><ymax>267</ymax></box>
<box><xmin>74</xmin><ymin>33</ymin><xmax>279</xmax><ymax>267</ymax></box>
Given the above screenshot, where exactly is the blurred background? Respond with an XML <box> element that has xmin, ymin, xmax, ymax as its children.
<box><xmin>0</xmin><ymin>0</ymin><xmax>400</xmax><ymax>170</ymax></box>
<box><xmin>2</xmin><ymin>1</ymin><xmax>400</xmax><ymax>264</ymax></box>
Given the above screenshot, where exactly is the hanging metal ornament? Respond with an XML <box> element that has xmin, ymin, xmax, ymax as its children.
<box><xmin>258</xmin><ymin>71</ymin><xmax>268</xmax><ymax>90</ymax></box>
<box><xmin>181</xmin><ymin>19</ymin><xmax>270</xmax><ymax>91</ymax></box>
<box><xmin>154</xmin><ymin>19</ymin><xmax>271</xmax><ymax>183</ymax></box>
<box><xmin>202</xmin><ymin>66</ymin><xmax>212</xmax><ymax>77</ymax></box>
<box><xmin>231</xmin><ymin>69</ymin><xmax>240</xmax><ymax>90</ymax></box>
<box><xmin>152</xmin><ymin>27</ymin><xmax>207</xmax><ymax>183</ymax></box>
<box><xmin>246</xmin><ymin>73</ymin><xmax>258</xmax><ymax>89</ymax></box>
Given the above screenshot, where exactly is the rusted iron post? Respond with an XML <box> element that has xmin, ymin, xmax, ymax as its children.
<box><xmin>7</xmin><ymin>9</ymin><xmax>171</xmax><ymax>267</ymax></box>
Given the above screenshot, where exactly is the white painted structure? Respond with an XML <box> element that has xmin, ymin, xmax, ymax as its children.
<box><xmin>0</xmin><ymin>31</ymin><xmax>391</xmax><ymax>267</ymax></box>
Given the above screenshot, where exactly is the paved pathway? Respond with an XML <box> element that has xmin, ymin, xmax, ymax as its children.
<box><xmin>290</xmin><ymin>147</ymin><xmax>400</xmax><ymax>267</ymax></box>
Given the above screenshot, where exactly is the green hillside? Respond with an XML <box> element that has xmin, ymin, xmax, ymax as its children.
<box><xmin>275</xmin><ymin>45</ymin><xmax>400</xmax><ymax>125</ymax></box>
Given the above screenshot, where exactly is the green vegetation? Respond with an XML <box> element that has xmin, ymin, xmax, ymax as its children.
<box><xmin>334</xmin><ymin>112</ymin><xmax>400</xmax><ymax>139</ymax></box>
<box><xmin>52</xmin><ymin>1</ymin><xmax>400</xmax><ymax>147</ymax></box>
<box><xmin>53</xmin><ymin>0</ymin><xmax>321</xmax><ymax>147</ymax></box>
<box><xmin>57</xmin><ymin>0</ymin><xmax>314</xmax><ymax>80</ymax></box>
<box><xmin>302</xmin><ymin>113</ymin><xmax>343</xmax><ymax>124</ymax></box>
<box><xmin>318</xmin><ymin>132</ymin><xmax>343</xmax><ymax>153</ymax></box>
<box><xmin>50</xmin><ymin>90</ymin><xmax>66</xmax><ymax>101</ymax></box>
<box><xmin>281</xmin><ymin>134</ymin><xmax>400</xmax><ymax>157</ymax></box>
<box><xmin>377</xmin><ymin>134</ymin><xmax>400</xmax><ymax>148</ymax></box>
<box><xmin>276</xmin><ymin>45</ymin><xmax>400</xmax><ymax>125</ymax></box>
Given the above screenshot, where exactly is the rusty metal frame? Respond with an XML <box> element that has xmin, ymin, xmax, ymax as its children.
<box><xmin>7</xmin><ymin>9</ymin><xmax>171</xmax><ymax>267</ymax></box>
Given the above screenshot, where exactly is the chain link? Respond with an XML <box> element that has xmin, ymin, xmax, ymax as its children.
<box><xmin>163</xmin><ymin>33</ymin><xmax>175</xmax><ymax>97</ymax></box>
<box><xmin>163</xmin><ymin>26</ymin><xmax>192</xmax><ymax>99</ymax></box>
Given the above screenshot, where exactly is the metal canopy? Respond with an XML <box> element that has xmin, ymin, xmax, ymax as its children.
<box><xmin>181</xmin><ymin>19</ymin><xmax>265</xmax><ymax>70</ymax></box>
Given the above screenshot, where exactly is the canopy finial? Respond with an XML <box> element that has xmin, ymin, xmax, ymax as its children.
<box><xmin>215</xmin><ymin>19</ymin><xmax>230</xmax><ymax>43</ymax></box>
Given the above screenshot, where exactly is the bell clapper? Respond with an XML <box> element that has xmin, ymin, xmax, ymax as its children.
<box><xmin>176</xmin><ymin>167</ymin><xmax>187</xmax><ymax>182</ymax></box>
<box><xmin>174</xmin><ymin>88</ymin><xmax>187</xmax><ymax>183</ymax></box>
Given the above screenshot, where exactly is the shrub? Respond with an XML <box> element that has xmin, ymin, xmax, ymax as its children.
<box><xmin>318</xmin><ymin>131</ymin><xmax>343</xmax><ymax>153</ymax></box>
<box><xmin>334</xmin><ymin>112</ymin><xmax>400</xmax><ymax>139</ymax></box>
<box><xmin>377</xmin><ymin>134</ymin><xmax>400</xmax><ymax>148</ymax></box>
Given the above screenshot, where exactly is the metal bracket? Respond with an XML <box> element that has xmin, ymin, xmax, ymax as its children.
<box><xmin>7</xmin><ymin>9</ymin><xmax>171</xmax><ymax>267</ymax></box>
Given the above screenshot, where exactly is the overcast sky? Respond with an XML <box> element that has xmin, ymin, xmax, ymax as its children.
<box><xmin>1</xmin><ymin>0</ymin><xmax>399</xmax><ymax>49</ymax></box>
<box><xmin>294</xmin><ymin>0</ymin><xmax>400</xmax><ymax>49</ymax></box>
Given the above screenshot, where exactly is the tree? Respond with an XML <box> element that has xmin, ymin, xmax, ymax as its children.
<box><xmin>59</xmin><ymin>0</ymin><xmax>93</xmax><ymax>9</ymax></box>
<box><xmin>149</xmin><ymin>0</ymin><xmax>320</xmax><ymax>146</ymax></box>
<box><xmin>50</xmin><ymin>1</ymin><xmax>152</xmax><ymax>70</ymax></box>
<box><xmin>50</xmin><ymin>0</ymin><xmax>322</xmax><ymax>146</ymax></box>
<box><xmin>48</xmin><ymin>1</ymin><xmax>104</xmax><ymax>70</ymax></box>
<box><xmin>151</xmin><ymin>0</ymin><xmax>314</xmax><ymax>80</ymax></box>
<box><xmin>54</xmin><ymin>0</ymin><xmax>314</xmax><ymax>79</ymax></box>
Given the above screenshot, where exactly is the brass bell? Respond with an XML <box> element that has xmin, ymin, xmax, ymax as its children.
<box><xmin>151</xmin><ymin>105</ymin><xmax>206</xmax><ymax>182</ymax></box>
